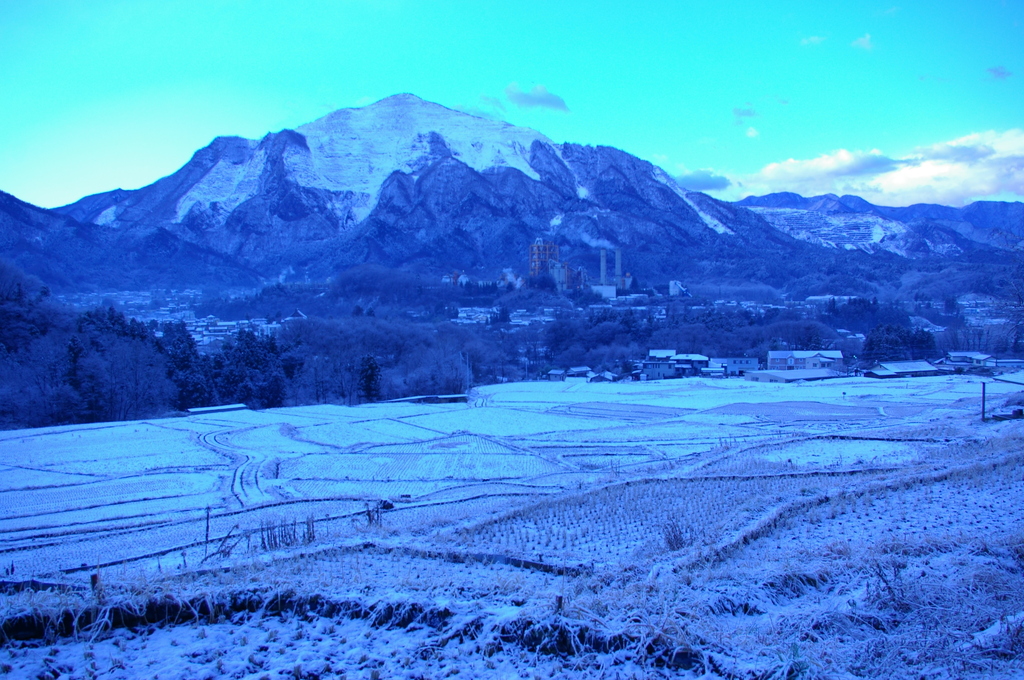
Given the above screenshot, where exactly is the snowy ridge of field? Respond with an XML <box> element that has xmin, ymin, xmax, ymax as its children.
<box><xmin>2</xmin><ymin>375</ymin><xmax>1024</xmax><ymax>679</ymax></box>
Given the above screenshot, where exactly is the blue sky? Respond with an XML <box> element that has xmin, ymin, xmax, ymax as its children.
<box><xmin>1</xmin><ymin>0</ymin><xmax>1021</xmax><ymax>208</ymax></box>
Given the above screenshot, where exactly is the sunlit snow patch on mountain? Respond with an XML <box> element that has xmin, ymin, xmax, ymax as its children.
<box><xmin>174</xmin><ymin>139</ymin><xmax>264</xmax><ymax>223</ymax></box>
<box><xmin>296</xmin><ymin>94</ymin><xmax>553</xmax><ymax>221</ymax></box>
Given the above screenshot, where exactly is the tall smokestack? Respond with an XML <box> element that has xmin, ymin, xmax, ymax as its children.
<box><xmin>600</xmin><ymin>249</ymin><xmax>607</xmax><ymax>285</ymax></box>
<box><xmin>615</xmin><ymin>248</ymin><xmax>622</xmax><ymax>287</ymax></box>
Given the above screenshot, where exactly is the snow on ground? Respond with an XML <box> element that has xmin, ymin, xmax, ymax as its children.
<box><xmin>2</xmin><ymin>374</ymin><xmax>1024</xmax><ymax>678</ymax></box>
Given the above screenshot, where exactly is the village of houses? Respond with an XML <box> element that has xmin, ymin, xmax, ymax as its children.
<box><xmin>547</xmin><ymin>348</ymin><xmax>1024</xmax><ymax>384</ymax></box>
<box><xmin>95</xmin><ymin>301</ymin><xmax>1024</xmax><ymax>386</ymax></box>
<box><xmin>53</xmin><ymin>287</ymin><xmax>1024</xmax><ymax>388</ymax></box>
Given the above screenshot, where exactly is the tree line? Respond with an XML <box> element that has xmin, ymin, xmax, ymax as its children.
<box><xmin>0</xmin><ymin>302</ymin><xmax>478</xmax><ymax>430</ymax></box>
<box><xmin>8</xmin><ymin>256</ymin><xmax>1017</xmax><ymax>430</ymax></box>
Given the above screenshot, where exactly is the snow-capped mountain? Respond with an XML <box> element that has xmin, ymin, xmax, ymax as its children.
<box><xmin>48</xmin><ymin>94</ymin><xmax>819</xmax><ymax>284</ymax></box>
<box><xmin>78</xmin><ymin>95</ymin><xmax>556</xmax><ymax>231</ymax></box>
<box><xmin>2</xmin><ymin>95</ymin><xmax>1013</xmax><ymax>291</ymax></box>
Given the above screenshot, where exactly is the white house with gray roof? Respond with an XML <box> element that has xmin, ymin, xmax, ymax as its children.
<box><xmin>767</xmin><ymin>350</ymin><xmax>844</xmax><ymax>371</ymax></box>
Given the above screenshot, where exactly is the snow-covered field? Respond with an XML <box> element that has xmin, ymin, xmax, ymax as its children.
<box><xmin>2</xmin><ymin>375</ymin><xmax>1024</xmax><ymax>679</ymax></box>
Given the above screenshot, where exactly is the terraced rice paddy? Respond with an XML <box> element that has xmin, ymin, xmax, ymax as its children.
<box><xmin>3</xmin><ymin>374</ymin><xmax>1023</xmax><ymax>679</ymax></box>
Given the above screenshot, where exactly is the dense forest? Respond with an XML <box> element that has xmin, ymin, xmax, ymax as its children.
<box><xmin>2</xmin><ymin>258</ymin><xmax>1011</xmax><ymax>430</ymax></box>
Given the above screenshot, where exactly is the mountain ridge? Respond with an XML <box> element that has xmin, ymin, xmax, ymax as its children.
<box><xmin>0</xmin><ymin>94</ymin><xmax>1014</xmax><ymax>296</ymax></box>
<box><xmin>735</xmin><ymin>191</ymin><xmax>1024</xmax><ymax>249</ymax></box>
<box><xmin>0</xmin><ymin>190</ymin><xmax>262</xmax><ymax>290</ymax></box>
<box><xmin>46</xmin><ymin>94</ymin><xmax>773</xmax><ymax>281</ymax></box>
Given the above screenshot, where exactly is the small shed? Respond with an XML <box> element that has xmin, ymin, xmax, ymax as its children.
<box><xmin>566</xmin><ymin>366</ymin><xmax>593</xmax><ymax>378</ymax></box>
<box><xmin>711</xmin><ymin>357</ymin><xmax>758</xmax><ymax>376</ymax></box>
<box><xmin>382</xmin><ymin>394</ymin><xmax>468</xmax><ymax>404</ymax></box>
<box><xmin>865</xmin><ymin>361</ymin><xmax>942</xmax><ymax>379</ymax></box>
<box><xmin>745</xmin><ymin>369</ymin><xmax>841</xmax><ymax>383</ymax></box>
<box><xmin>187</xmin><ymin>403</ymin><xmax>250</xmax><ymax>415</ymax></box>
<box><xmin>942</xmin><ymin>351</ymin><xmax>992</xmax><ymax>366</ymax></box>
<box><xmin>701</xmin><ymin>363</ymin><xmax>727</xmax><ymax>378</ymax></box>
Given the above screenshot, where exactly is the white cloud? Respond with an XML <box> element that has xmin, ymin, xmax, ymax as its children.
<box><xmin>852</xmin><ymin>33</ymin><xmax>873</xmax><ymax>50</ymax></box>
<box><xmin>801</xmin><ymin>36</ymin><xmax>826</xmax><ymax>46</ymax></box>
<box><xmin>755</xmin><ymin>149</ymin><xmax>901</xmax><ymax>188</ymax></box>
<box><xmin>988</xmin><ymin>66</ymin><xmax>1012</xmax><ymax>80</ymax></box>
<box><xmin>454</xmin><ymin>104</ymin><xmax>503</xmax><ymax>121</ymax></box>
<box><xmin>479</xmin><ymin>94</ymin><xmax>506</xmax><ymax>112</ymax></box>
<box><xmin>674</xmin><ymin>167</ymin><xmax>731</xmax><ymax>191</ymax></box>
<box><xmin>746</xmin><ymin>126</ymin><xmax>760</xmax><ymax>138</ymax></box>
<box><xmin>733</xmin><ymin>105</ymin><xmax>757</xmax><ymax>125</ymax></box>
<box><xmin>504</xmin><ymin>83</ymin><xmax>569</xmax><ymax>112</ymax></box>
<box><xmin>455</xmin><ymin>93</ymin><xmax>509</xmax><ymax>121</ymax></box>
<box><xmin>710</xmin><ymin>130</ymin><xmax>1024</xmax><ymax>206</ymax></box>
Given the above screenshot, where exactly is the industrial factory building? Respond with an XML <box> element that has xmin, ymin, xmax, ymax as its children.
<box><xmin>528</xmin><ymin>239</ymin><xmax>633</xmax><ymax>298</ymax></box>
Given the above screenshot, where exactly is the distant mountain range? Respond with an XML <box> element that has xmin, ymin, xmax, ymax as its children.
<box><xmin>1</xmin><ymin>94</ymin><xmax>1019</xmax><ymax>296</ymax></box>
<box><xmin>736</xmin><ymin>192</ymin><xmax>1024</xmax><ymax>256</ymax></box>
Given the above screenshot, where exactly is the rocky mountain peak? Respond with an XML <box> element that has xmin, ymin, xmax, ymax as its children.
<box><xmin>12</xmin><ymin>95</ymin><xmax>1011</xmax><ymax>292</ymax></box>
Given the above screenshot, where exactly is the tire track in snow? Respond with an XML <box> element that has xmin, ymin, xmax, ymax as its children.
<box><xmin>199</xmin><ymin>427</ymin><xmax>274</xmax><ymax>508</ymax></box>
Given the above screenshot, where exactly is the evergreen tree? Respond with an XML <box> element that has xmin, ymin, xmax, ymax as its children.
<box><xmin>162</xmin><ymin>323</ymin><xmax>213</xmax><ymax>410</ymax></box>
<box><xmin>358</xmin><ymin>354</ymin><xmax>382</xmax><ymax>403</ymax></box>
<box><xmin>863</xmin><ymin>324</ymin><xmax>935</xmax><ymax>362</ymax></box>
<box><xmin>218</xmin><ymin>329</ymin><xmax>285</xmax><ymax>409</ymax></box>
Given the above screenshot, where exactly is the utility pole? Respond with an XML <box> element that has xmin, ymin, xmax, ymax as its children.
<box><xmin>981</xmin><ymin>382</ymin><xmax>987</xmax><ymax>421</ymax></box>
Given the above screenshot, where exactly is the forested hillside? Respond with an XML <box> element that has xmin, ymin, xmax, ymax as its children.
<box><xmin>3</xmin><ymin>257</ymin><xmax>981</xmax><ymax>429</ymax></box>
